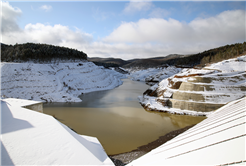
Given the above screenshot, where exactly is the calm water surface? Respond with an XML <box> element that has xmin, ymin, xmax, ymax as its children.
<box><xmin>43</xmin><ymin>78</ymin><xmax>205</xmax><ymax>155</ymax></box>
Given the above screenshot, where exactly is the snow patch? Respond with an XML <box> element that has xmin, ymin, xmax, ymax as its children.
<box><xmin>127</xmin><ymin>67</ymin><xmax>181</xmax><ymax>84</ymax></box>
<box><xmin>205</xmin><ymin>55</ymin><xmax>246</xmax><ymax>72</ymax></box>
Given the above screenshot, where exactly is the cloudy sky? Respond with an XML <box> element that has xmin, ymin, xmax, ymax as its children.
<box><xmin>1</xmin><ymin>1</ymin><xmax>245</xmax><ymax>60</ymax></box>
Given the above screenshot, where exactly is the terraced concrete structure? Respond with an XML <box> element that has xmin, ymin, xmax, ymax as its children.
<box><xmin>140</xmin><ymin>67</ymin><xmax>246</xmax><ymax>115</ymax></box>
<box><xmin>164</xmin><ymin>71</ymin><xmax>245</xmax><ymax>113</ymax></box>
<box><xmin>169</xmin><ymin>71</ymin><xmax>245</xmax><ymax>112</ymax></box>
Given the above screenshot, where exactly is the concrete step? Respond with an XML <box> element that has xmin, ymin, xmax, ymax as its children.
<box><xmin>167</xmin><ymin>99</ymin><xmax>224</xmax><ymax>112</ymax></box>
<box><xmin>187</xmin><ymin>72</ymin><xmax>246</xmax><ymax>84</ymax></box>
<box><xmin>172</xmin><ymin>91</ymin><xmax>245</xmax><ymax>103</ymax></box>
<box><xmin>172</xmin><ymin>91</ymin><xmax>205</xmax><ymax>102</ymax></box>
<box><xmin>179</xmin><ymin>82</ymin><xmax>246</xmax><ymax>92</ymax></box>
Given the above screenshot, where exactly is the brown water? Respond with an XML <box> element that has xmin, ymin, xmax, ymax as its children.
<box><xmin>43</xmin><ymin>79</ymin><xmax>205</xmax><ymax>155</ymax></box>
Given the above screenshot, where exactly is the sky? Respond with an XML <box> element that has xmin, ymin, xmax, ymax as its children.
<box><xmin>1</xmin><ymin>1</ymin><xmax>245</xmax><ymax>60</ymax></box>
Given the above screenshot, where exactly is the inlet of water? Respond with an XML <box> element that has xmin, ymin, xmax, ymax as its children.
<box><xmin>43</xmin><ymin>78</ymin><xmax>205</xmax><ymax>155</ymax></box>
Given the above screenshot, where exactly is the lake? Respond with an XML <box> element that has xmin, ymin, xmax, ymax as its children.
<box><xmin>43</xmin><ymin>78</ymin><xmax>205</xmax><ymax>155</ymax></box>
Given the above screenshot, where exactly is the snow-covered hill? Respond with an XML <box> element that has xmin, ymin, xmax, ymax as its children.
<box><xmin>139</xmin><ymin>55</ymin><xmax>246</xmax><ymax>116</ymax></box>
<box><xmin>128</xmin><ymin>66</ymin><xmax>181</xmax><ymax>85</ymax></box>
<box><xmin>1</xmin><ymin>61</ymin><xmax>126</xmax><ymax>102</ymax></box>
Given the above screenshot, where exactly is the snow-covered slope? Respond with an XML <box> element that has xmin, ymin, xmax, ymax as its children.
<box><xmin>139</xmin><ymin>55</ymin><xmax>246</xmax><ymax>116</ymax></box>
<box><xmin>128</xmin><ymin>66</ymin><xmax>181</xmax><ymax>85</ymax></box>
<box><xmin>1</xmin><ymin>61</ymin><xmax>126</xmax><ymax>102</ymax></box>
<box><xmin>1</xmin><ymin>98</ymin><xmax>114</xmax><ymax>165</ymax></box>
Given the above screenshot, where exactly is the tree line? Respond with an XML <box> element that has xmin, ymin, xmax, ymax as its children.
<box><xmin>163</xmin><ymin>42</ymin><xmax>246</xmax><ymax>68</ymax></box>
<box><xmin>1</xmin><ymin>43</ymin><xmax>87</xmax><ymax>62</ymax></box>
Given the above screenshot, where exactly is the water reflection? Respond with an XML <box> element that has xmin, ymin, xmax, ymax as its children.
<box><xmin>44</xmin><ymin>79</ymin><xmax>205</xmax><ymax>155</ymax></box>
<box><xmin>144</xmin><ymin>110</ymin><xmax>205</xmax><ymax>128</ymax></box>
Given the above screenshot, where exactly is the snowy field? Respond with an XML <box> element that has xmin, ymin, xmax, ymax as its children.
<box><xmin>139</xmin><ymin>55</ymin><xmax>246</xmax><ymax>116</ymax></box>
<box><xmin>1</xmin><ymin>61</ymin><xmax>126</xmax><ymax>102</ymax></box>
<box><xmin>127</xmin><ymin>66</ymin><xmax>181</xmax><ymax>84</ymax></box>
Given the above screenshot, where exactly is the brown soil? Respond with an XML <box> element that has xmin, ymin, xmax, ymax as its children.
<box><xmin>109</xmin><ymin>124</ymin><xmax>195</xmax><ymax>165</ymax></box>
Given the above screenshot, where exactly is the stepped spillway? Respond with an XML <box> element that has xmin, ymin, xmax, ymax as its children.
<box><xmin>139</xmin><ymin>55</ymin><xmax>246</xmax><ymax>116</ymax></box>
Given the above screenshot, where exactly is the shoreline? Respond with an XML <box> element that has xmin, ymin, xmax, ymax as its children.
<box><xmin>109</xmin><ymin>124</ymin><xmax>195</xmax><ymax>165</ymax></box>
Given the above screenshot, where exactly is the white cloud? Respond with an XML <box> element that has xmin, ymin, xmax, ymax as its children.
<box><xmin>2</xmin><ymin>23</ymin><xmax>93</xmax><ymax>48</ymax></box>
<box><xmin>85</xmin><ymin>43</ymin><xmax>162</xmax><ymax>59</ymax></box>
<box><xmin>99</xmin><ymin>9</ymin><xmax>245</xmax><ymax>59</ymax></box>
<box><xmin>1</xmin><ymin>1</ymin><xmax>245</xmax><ymax>60</ymax></box>
<box><xmin>123</xmin><ymin>1</ymin><xmax>154</xmax><ymax>14</ymax></box>
<box><xmin>1</xmin><ymin>2</ymin><xmax>92</xmax><ymax>55</ymax></box>
<box><xmin>83</xmin><ymin>41</ymin><xmax>217</xmax><ymax>60</ymax></box>
<box><xmin>40</xmin><ymin>5</ymin><xmax>52</xmax><ymax>12</ymax></box>
<box><xmin>104</xmin><ymin>10</ymin><xmax>245</xmax><ymax>45</ymax></box>
<box><xmin>0</xmin><ymin>2</ymin><xmax>22</xmax><ymax>34</ymax></box>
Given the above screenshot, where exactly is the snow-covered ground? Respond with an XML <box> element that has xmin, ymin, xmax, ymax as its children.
<box><xmin>127</xmin><ymin>66</ymin><xmax>181</xmax><ymax>84</ymax></box>
<box><xmin>205</xmin><ymin>55</ymin><xmax>246</xmax><ymax>72</ymax></box>
<box><xmin>139</xmin><ymin>55</ymin><xmax>246</xmax><ymax>116</ymax></box>
<box><xmin>1</xmin><ymin>98</ymin><xmax>114</xmax><ymax>165</ymax></box>
<box><xmin>1</xmin><ymin>61</ymin><xmax>126</xmax><ymax>102</ymax></box>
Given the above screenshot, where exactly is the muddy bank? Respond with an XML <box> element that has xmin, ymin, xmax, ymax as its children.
<box><xmin>109</xmin><ymin>125</ymin><xmax>195</xmax><ymax>166</ymax></box>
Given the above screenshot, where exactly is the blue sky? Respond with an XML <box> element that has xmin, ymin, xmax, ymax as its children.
<box><xmin>1</xmin><ymin>1</ymin><xmax>246</xmax><ymax>60</ymax></box>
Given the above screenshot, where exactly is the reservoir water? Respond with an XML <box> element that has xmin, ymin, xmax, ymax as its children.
<box><xmin>43</xmin><ymin>78</ymin><xmax>205</xmax><ymax>155</ymax></box>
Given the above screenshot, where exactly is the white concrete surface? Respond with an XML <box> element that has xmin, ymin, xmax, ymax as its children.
<box><xmin>0</xmin><ymin>98</ymin><xmax>114</xmax><ymax>165</ymax></box>
<box><xmin>128</xmin><ymin>97</ymin><xmax>246</xmax><ymax>165</ymax></box>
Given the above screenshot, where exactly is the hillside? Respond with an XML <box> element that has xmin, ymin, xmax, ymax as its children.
<box><xmin>1</xmin><ymin>43</ymin><xmax>87</xmax><ymax>62</ymax></box>
<box><xmin>88</xmin><ymin>57</ymin><xmax>128</xmax><ymax>67</ymax></box>
<box><xmin>89</xmin><ymin>42</ymin><xmax>246</xmax><ymax>69</ymax></box>
<box><xmin>1</xmin><ymin>43</ymin><xmax>8</xmax><ymax>47</ymax></box>
<box><xmin>128</xmin><ymin>66</ymin><xmax>181</xmax><ymax>85</ymax></box>
<box><xmin>139</xmin><ymin>55</ymin><xmax>246</xmax><ymax>116</ymax></box>
<box><xmin>2</xmin><ymin>42</ymin><xmax>245</xmax><ymax>69</ymax></box>
<box><xmin>123</xmin><ymin>54</ymin><xmax>184</xmax><ymax>69</ymax></box>
<box><xmin>1</xmin><ymin>61</ymin><xmax>126</xmax><ymax>102</ymax></box>
<box><xmin>162</xmin><ymin>42</ymin><xmax>246</xmax><ymax>68</ymax></box>
<box><xmin>88</xmin><ymin>54</ymin><xmax>184</xmax><ymax>69</ymax></box>
<box><xmin>126</xmin><ymin>42</ymin><xmax>246</xmax><ymax>86</ymax></box>
<box><xmin>123</xmin><ymin>59</ymin><xmax>162</xmax><ymax>68</ymax></box>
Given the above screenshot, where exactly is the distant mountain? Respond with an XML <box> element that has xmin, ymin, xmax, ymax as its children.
<box><xmin>123</xmin><ymin>54</ymin><xmax>185</xmax><ymax>68</ymax></box>
<box><xmin>88</xmin><ymin>57</ymin><xmax>128</xmax><ymax>67</ymax></box>
<box><xmin>2</xmin><ymin>42</ymin><xmax>245</xmax><ymax>69</ymax></box>
<box><xmin>88</xmin><ymin>54</ymin><xmax>184</xmax><ymax>69</ymax></box>
<box><xmin>123</xmin><ymin>59</ymin><xmax>163</xmax><ymax>68</ymax></box>
<box><xmin>124</xmin><ymin>42</ymin><xmax>246</xmax><ymax>68</ymax></box>
<box><xmin>148</xmin><ymin>54</ymin><xmax>185</xmax><ymax>60</ymax></box>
